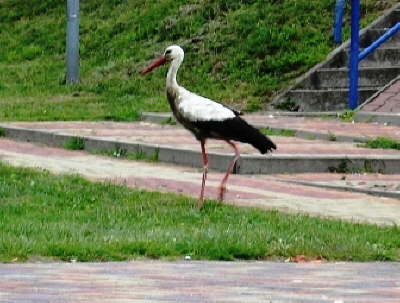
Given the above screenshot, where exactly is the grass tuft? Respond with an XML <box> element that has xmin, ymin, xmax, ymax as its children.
<box><xmin>261</xmin><ymin>128</ymin><xmax>296</xmax><ymax>137</ymax></box>
<box><xmin>360</xmin><ymin>137</ymin><xmax>400</xmax><ymax>150</ymax></box>
<box><xmin>63</xmin><ymin>137</ymin><xmax>85</xmax><ymax>150</ymax></box>
<box><xmin>339</xmin><ymin>110</ymin><xmax>355</xmax><ymax>122</ymax></box>
<box><xmin>327</xmin><ymin>132</ymin><xmax>337</xmax><ymax>142</ymax></box>
<box><xmin>98</xmin><ymin>147</ymin><xmax>159</xmax><ymax>162</ymax></box>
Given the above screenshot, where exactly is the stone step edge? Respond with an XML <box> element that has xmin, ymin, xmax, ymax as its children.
<box><xmin>1</xmin><ymin>124</ymin><xmax>400</xmax><ymax>175</ymax></box>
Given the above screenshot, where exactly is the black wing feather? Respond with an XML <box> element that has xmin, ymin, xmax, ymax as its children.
<box><xmin>193</xmin><ymin>117</ymin><xmax>276</xmax><ymax>154</ymax></box>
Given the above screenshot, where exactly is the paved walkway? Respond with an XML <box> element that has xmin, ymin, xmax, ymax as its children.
<box><xmin>1</xmin><ymin>138</ymin><xmax>400</xmax><ymax>225</ymax></box>
<box><xmin>362</xmin><ymin>77</ymin><xmax>400</xmax><ymax>112</ymax></box>
<box><xmin>1</xmin><ymin>261</ymin><xmax>400</xmax><ymax>302</ymax></box>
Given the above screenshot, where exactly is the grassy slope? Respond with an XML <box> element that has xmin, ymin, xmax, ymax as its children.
<box><xmin>0</xmin><ymin>0</ymin><xmax>397</xmax><ymax>121</ymax></box>
<box><xmin>0</xmin><ymin>163</ymin><xmax>399</xmax><ymax>262</ymax></box>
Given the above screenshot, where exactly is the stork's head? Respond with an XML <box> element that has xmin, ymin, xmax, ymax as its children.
<box><xmin>140</xmin><ymin>45</ymin><xmax>184</xmax><ymax>75</ymax></box>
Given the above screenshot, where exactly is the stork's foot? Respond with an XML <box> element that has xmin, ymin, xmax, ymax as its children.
<box><xmin>197</xmin><ymin>196</ymin><xmax>205</xmax><ymax>208</ymax></box>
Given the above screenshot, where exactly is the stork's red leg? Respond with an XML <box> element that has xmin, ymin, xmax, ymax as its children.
<box><xmin>219</xmin><ymin>140</ymin><xmax>240</xmax><ymax>201</ymax></box>
<box><xmin>198</xmin><ymin>139</ymin><xmax>208</xmax><ymax>207</ymax></box>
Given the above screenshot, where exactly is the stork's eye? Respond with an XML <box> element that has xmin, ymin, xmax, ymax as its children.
<box><xmin>165</xmin><ymin>49</ymin><xmax>172</xmax><ymax>55</ymax></box>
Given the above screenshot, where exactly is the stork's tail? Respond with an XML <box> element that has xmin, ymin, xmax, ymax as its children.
<box><xmin>230</xmin><ymin>118</ymin><xmax>276</xmax><ymax>154</ymax></box>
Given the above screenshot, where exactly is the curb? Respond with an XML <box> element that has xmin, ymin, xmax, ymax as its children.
<box><xmin>1</xmin><ymin>124</ymin><xmax>400</xmax><ymax>175</ymax></box>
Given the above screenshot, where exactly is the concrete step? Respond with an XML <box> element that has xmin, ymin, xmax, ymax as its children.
<box><xmin>360</xmin><ymin>28</ymin><xmax>400</xmax><ymax>48</ymax></box>
<box><xmin>328</xmin><ymin>47</ymin><xmax>400</xmax><ymax>68</ymax></box>
<box><xmin>374</xmin><ymin>9</ymin><xmax>400</xmax><ymax>28</ymax></box>
<box><xmin>283</xmin><ymin>88</ymin><xmax>377</xmax><ymax>111</ymax></box>
<box><xmin>298</xmin><ymin>67</ymin><xmax>400</xmax><ymax>89</ymax></box>
<box><xmin>272</xmin><ymin>5</ymin><xmax>400</xmax><ymax>112</ymax></box>
<box><xmin>1</xmin><ymin>121</ymin><xmax>400</xmax><ymax>175</ymax></box>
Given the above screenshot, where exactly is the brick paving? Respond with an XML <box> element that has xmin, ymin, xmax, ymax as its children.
<box><xmin>362</xmin><ymin>77</ymin><xmax>400</xmax><ymax>112</ymax></box>
<box><xmin>1</xmin><ymin>261</ymin><xmax>399</xmax><ymax>302</ymax></box>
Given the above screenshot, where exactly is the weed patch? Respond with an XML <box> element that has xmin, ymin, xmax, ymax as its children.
<box><xmin>359</xmin><ymin>137</ymin><xmax>400</xmax><ymax>150</ymax></box>
<box><xmin>327</xmin><ymin>132</ymin><xmax>337</xmax><ymax>142</ymax></box>
<box><xmin>339</xmin><ymin>110</ymin><xmax>355</xmax><ymax>122</ymax></box>
<box><xmin>98</xmin><ymin>147</ymin><xmax>159</xmax><ymax>162</ymax></box>
<box><xmin>64</xmin><ymin>137</ymin><xmax>85</xmax><ymax>150</ymax></box>
<box><xmin>261</xmin><ymin>128</ymin><xmax>296</xmax><ymax>137</ymax></box>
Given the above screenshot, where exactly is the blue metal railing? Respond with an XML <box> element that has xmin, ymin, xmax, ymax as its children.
<box><xmin>358</xmin><ymin>22</ymin><xmax>400</xmax><ymax>61</ymax></box>
<box><xmin>348</xmin><ymin>0</ymin><xmax>360</xmax><ymax>110</ymax></box>
<box><xmin>333</xmin><ymin>1</ymin><xmax>400</xmax><ymax>110</ymax></box>
<box><xmin>333</xmin><ymin>0</ymin><xmax>346</xmax><ymax>43</ymax></box>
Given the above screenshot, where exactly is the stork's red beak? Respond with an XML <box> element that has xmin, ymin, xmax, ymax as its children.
<box><xmin>139</xmin><ymin>55</ymin><xmax>167</xmax><ymax>75</ymax></box>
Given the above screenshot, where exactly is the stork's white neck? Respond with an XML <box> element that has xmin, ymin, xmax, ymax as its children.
<box><xmin>166</xmin><ymin>56</ymin><xmax>183</xmax><ymax>90</ymax></box>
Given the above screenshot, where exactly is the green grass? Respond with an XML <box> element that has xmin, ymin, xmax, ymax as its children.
<box><xmin>327</xmin><ymin>132</ymin><xmax>337</xmax><ymax>142</ymax></box>
<box><xmin>339</xmin><ymin>110</ymin><xmax>355</xmax><ymax>122</ymax></box>
<box><xmin>0</xmin><ymin>0</ymin><xmax>396</xmax><ymax>121</ymax></box>
<box><xmin>63</xmin><ymin>136</ymin><xmax>85</xmax><ymax>150</ymax></box>
<box><xmin>0</xmin><ymin>162</ymin><xmax>399</xmax><ymax>262</ymax></box>
<box><xmin>261</xmin><ymin>128</ymin><xmax>296</xmax><ymax>137</ymax></box>
<box><xmin>360</xmin><ymin>137</ymin><xmax>400</xmax><ymax>150</ymax></box>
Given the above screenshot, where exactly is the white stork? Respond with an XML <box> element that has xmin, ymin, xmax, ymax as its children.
<box><xmin>140</xmin><ymin>45</ymin><xmax>276</xmax><ymax>206</ymax></box>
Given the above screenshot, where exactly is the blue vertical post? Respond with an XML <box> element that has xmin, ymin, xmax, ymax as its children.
<box><xmin>333</xmin><ymin>0</ymin><xmax>346</xmax><ymax>43</ymax></box>
<box><xmin>348</xmin><ymin>0</ymin><xmax>360</xmax><ymax>110</ymax></box>
<box><xmin>66</xmin><ymin>0</ymin><xmax>80</xmax><ymax>84</ymax></box>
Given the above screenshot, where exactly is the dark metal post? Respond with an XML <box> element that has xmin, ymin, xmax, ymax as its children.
<box><xmin>348</xmin><ymin>0</ymin><xmax>360</xmax><ymax>110</ymax></box>
<box><xmin>66</xmin><ymin>0</ymin><xmax>80</xmax><ymax>84</ymax></box>
<box><xmin>333</xmin><ymin>0</ymin><xmax>346</xmax><ymax>43</ymax></box>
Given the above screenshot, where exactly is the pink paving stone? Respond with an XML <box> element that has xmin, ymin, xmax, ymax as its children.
<box><xmin>363</xmin><ymin>103</ymin><xmax>382</xmax><ymax>111</ymax></box>
<box><xmin>113</xmin><ymin>176</ymin><xmax>270</xmax><ymax>200</ymax></box>
<box><xmin>371</xmin><ymin>92</ymin><xmax>397</xmax><ymax>105</ymax></box>
<box><xmin>0</xmin><ymin>138</ymin><xmax>83</xmax><ymax>157</ymax></box>
<box><xmin>361</xmin><ymin>79</ymin><xmax>400</xmax><ymax>113</ymax></box>
<box><xmin>385</xmin><ymin>79</ymin><xmax>400</xmax><ymax>93</ymax></box>
<box><xmin>374</xmin><ymin>104</ymin><xmax>397</xmax><ymax>112</ymax></box>
<box><xmin>208</xmin><ymin>175</ymin><xmax>367</xmax><ymax>199</ymax></box>
<box><xmin>8</xmin><ymin>121</ymin><xmax>177</xmax><ymax>130</ymax></box>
